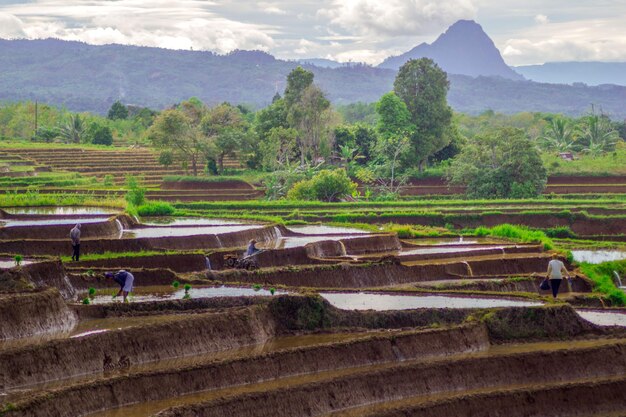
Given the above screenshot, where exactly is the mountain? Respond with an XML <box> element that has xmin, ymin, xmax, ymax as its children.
<box><xmin>298</xmin><ymin>58</ymin><xmax>346</xmax><ymax>69</ymax></box>
<box><xmin>378</xmin><ymin>20</ymin><xmax>522</xmax><ymax>80</ymax></box>
<box><xmin>515</xmin><ymin>62</ymin><xmax>626</xmax><ymax>86</ymax></box>
<box><xmin>1</xmin><ymin>38</ymin><xmax>626</xmax><ymax>118</ymax></box>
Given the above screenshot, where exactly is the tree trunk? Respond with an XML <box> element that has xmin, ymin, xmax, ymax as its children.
<box><xmin>192</xmin><ymin>157</ymin><xmax>198</xmax><ymax>176</ymax></box>
<box><xmin>218</xmin><ymin>154</ymin><xmax>224</xmax><ymax>174</ymax></box>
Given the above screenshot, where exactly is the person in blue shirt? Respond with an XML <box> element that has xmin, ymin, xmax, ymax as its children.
<box><xmin>105</xmin><ymin>270</ymin><xmax>134</xmax><ymax>302</ymax></box>
<box><xmin>245</xmin><ymin>239</ymin><xmax>260</xmax><ymax>257</ymax></box>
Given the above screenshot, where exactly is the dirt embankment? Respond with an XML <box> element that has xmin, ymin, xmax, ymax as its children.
<box><xmin>67</xmin><ymin>268</ymin><xmax>180</xmax><ymax>289</ymax></box>
<box><xmin>161</xmin><ymin>180</ymin><xmax>255</xmax><ymax>190</ymax></box>
<box><xmin>10</xmin><ymin>325</ymin><xmax>489</xmax><ymax>417</ymax></box>
<box><xmin>0</xmin><ymin>260</ymin><xmax>75</xmax><ymax>299</ymax></box>
<box><xmin>72</xmin><ymin>253</ymin><xmax>207</xmax><ymax>273</ymax></box>
<box><xmin>0</xmin><ymin>225</ymin><xmax>286</xmax><ymax>256</ymax></box>
<box><xmin>0</xmin><ymin>288</ymin><xmax>77</xmax><ymax>341</ymax></box>
<box><xmin>154</xmin><ymin>340</ymin><xmax>626</xmax><ymax>417</ymax></box>
<box><xmin>0</xmin><ymin>217</ymin><xmax>121</xmax><ymax>240</ymax></box>
<box><xmin>214</xmin><ymin>255</ymin><xmax>551</xmax><ymax>288</ymax></box>
<box><xmin>0</xmin><ymin>305</ymin><xmax>276</xmax><ymax>390</ymax></box>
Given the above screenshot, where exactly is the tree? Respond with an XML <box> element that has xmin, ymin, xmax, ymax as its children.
<box><xmin>577</xmin><ymin>111</ymin><xmax>619</xmax><ymax>156</ymax></box>
<box><xmin>87</xmin><ymin>122</ymin><xmax>114</xmax><ymax>146</ymax></box>
<box><xmin>393</xmin><ymin>58</ymin><xmax>453</xmax><ymax>170</ymax></box>
<box><xmin>148</xmin><ymin>108</ymin><xmax>206</xmax><ymax>176</ymax></box>
<box><xmin>448</xmin><ymin>127</ymin><xmax>547</xmax><ymax>199</ymax></box>
<box><xmin>107</xmin><ymin>101</ymin><xmax>129</xmax><ymax>120</ymax></box>
<box><xmin>259</xmin><ymin>126</ymin><xmax>298</xmax><ymax>170</ymax></box>
<box><xmin>201</xmin><ymin>103</ymin><xmax>250</xmax><ymax>173</ymax></box>
<box><xmin>58</xmin><ymin>114</ymin><xmax>85</xmax><ymax>144</ymax></box>
<box><xmin>287</xmin><ymin>169</ymin><xmax>357</xmax><ymax>202</ymax></box>
<box><xmin>539</xmin><ymin>117</ymin><xmax>575</xmax><ymax>152</ymax></box>
<box><xmin>284</xmin><ymin>66</ymin><xmax>314</xmax><ymax>112</ymax></box>
<box><xmin>32</xmin><ymin>126</ymin><xmax>59</xmax><ymax>143</ymax></box>
<box><xmin>290</xmin><ymin>84</ymin><xmax>332</xmax><ymax>163</ymax></box>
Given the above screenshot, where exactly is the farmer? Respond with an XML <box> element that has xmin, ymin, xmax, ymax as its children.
<box><xmin>546</xmin><ymin>253</ymin><xmax>570</xmax><ymax>299</ymax></box>
<box><xmin>105</xmin><ymin>270</ymin><xmax>134</xmax><ymax>302</ymax></box>
<box><xmin>245</xmin><ymin>239</ymin><xmax>260</xmax><ymax>257</ymax></box>
<box><xmin>70</xmin><ymin>224</ymin><xmax>81</xmax><ymax>261</ymax></box>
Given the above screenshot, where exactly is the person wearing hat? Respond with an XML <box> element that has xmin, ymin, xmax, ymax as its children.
<box><xmin>105</xmin><ymin>270</ymin><xmax>134</xmax><ymax>302</ymax></box>
<box><xmin>245</xmin><ymin>239</ymin><xmax>260</xmax><ymax>257</ymax></box>
<box><xmin>70</xmin><ymin>224</ymin><xmax>81</xmax><ymax>261</ymax></box>
<box><xmin>546</xmin><ymin>253</ymin><xmax>570</xmax><ymax>299</ymax></box>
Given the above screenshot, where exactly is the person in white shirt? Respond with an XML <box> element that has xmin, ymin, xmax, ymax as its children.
<box><xmin>546</xmin><ymin>253</ymin><xmax>570</xmax><ymax>299</ymax></box>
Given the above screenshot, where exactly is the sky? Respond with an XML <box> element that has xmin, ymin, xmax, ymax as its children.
<box><xmin>0</xmin><ymin>0</ymin><xmax>625</xmax><ymax>66</ymax></box>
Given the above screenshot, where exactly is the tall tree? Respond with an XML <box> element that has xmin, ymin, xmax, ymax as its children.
<box><xmin>59</xmin><ymin>114</ymin><xmax>85</xmax><ymax>144</ymax></box>
<box><xmin>540</xmin><ymin>118</ymin><xmax>575</xmax><ymax>152</ymax></box>
<box><xmin>148</xmin><ymin>109</ymin><xmax>205</xmax><ymax>176</ymax></box>
<box><xmin>577</xmin><ymin>111</ymin><xmax>619</xmax><ymax>156</ymax></box>
<box><xmin>201</xmin><ymin>103</ymin><xmax>251</xmax><ymax>173</ymax></box>
<box><xmin>393</xmin><ymin>58</ymin><xmax>452</xmax><ymax>170</ymax></box>
<box><xmin>284</xmin><ymin>66</ymin><xmax>314</xmax><ymax>112</ymax></box>
<box><xmin>290</xmin><ymin>84</ymin><xmax>332</xmax><ymax>163</ymax></box>
<box><xmin>107</xmin><ymin>101</ymin><xmax>129</xmax><ymax>120</ymax></box>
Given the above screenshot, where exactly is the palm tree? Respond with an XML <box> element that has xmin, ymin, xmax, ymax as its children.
<box><xmin>59</xmin><ymin>114</ymin><xmax>85</xmax><ymax>144</ymax></box>
<box><xmin>539</xmin><ymin>118</ymin><xmax>574</xmax><ymax>152</ymax></box>
<box><xmin>577</xmin><ymin>113</ymin><xmax>619</xmax><ymax>156</ymax></box>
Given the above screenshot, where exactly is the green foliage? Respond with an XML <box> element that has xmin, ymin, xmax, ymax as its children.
<box><xmin>259</xmin><ymin>126</ymin><xmax>298</xmax><ymax>171</ymax></box>
<box><xmin>82</xmin><ymin>297</ymin><xmax>90</xmax><ymax>305</ymax></box>
<box><xmin>579</xmin><ymin>261</ymin><xmax>626</xmax><ymax>306</ymax></box>
<box><xmin>87</xmin><ymin>122</ymin><xmax>113</xmax><ymax>146</ymax></box>
<box><xmin>103</xmin><ymin>174</ymin><xmax>114</xmax><ymax>187</ymax></box>
<box><xmin>158</xmin><ymin>150</ymin><xmax>174</xmax><ymax>167</ymax></box>
<box><xmin>14</xmin><ymin>255</ymin><xmax>22</xmax><ymax>266</ymax></box>
<box><xmin>270</xmin><ymin>287</ymin><xmax>276</xmax><ymax>295</ymax></box>
<box><xmin>448</xmin><ymin>127</ymin><xmax>547</xmax><ymax>198</ymax></box>
<box><xmin>287</xmin><ymin>169</ymin><xmax>357</xmax><ymax>202</ymax></box>
<box><xmin>124</xmin><ymin>175</ymin><xmax>146</xmax><ymax>207</ymax></box>
<box><xmin>472</xmin><ymin>224</ymin><xmax>554</xmax><ymax>250</ymax></box>
<box><xmin>88</xmin><ymin>287</ymin><xmax>96</xmax><ymax>296</ymax></box>
<box><xmin>107</xmin><ymin>101</ymin><xmax>129</xmax><ymax>120</ymax></box>
<box><xmin>184</xmin><ymin>283</ymin><xmax>192</xmax><ymax>292</ymax></box>
<box><xmin>393</xmin><ymin>58</ymin><xmax>453</xmax><ymax>168</ymax></box>
<box><xmin>253</xmin><ymin>283</ymin><xmax>262</xmax><ymax>291</ymax></box>
<box><xmin>172</xmin><ymin>280</ymin><xmax>180</xmax><ymax>288</ymax></box>
<box><xmin>136</xmin><ymin>201</ymin><xmax>175</xmax><ymax>216</ymax></box>
<box><xmin>58</xmin><ymin>114</ymin><xmax>85</xmax><ymax>144</ymax></box>
<box><xmin>544</xmin><ymin>226</ymin><xmax>577</xmax><ymax>239</ymax></box>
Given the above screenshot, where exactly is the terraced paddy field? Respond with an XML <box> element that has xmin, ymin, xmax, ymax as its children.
<box><xmin>1</xmin><ymin>201</ymin><xmax>626</xmax><ymax>416</ymax></box>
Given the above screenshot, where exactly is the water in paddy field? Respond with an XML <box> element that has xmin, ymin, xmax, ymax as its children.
<box><xmin>577</xmin><ymin>310</ymin><xmax>626</xmax><ymax>327</ymax></box>
<box><xmin>140</xmin><ymin>217</ymin><xmax>258</xmax><ymax>226</ymax></box>
<box><xmin>270</xmin><ymin>235</ymin><xmax>367</xmax><ymax>249</ymax></box>
<box><xmin>571</xmin><ymin>250</ymin><xmax>626</xmax><ymax>264</ymax></box>
<box><xmin>122</xmin><ymin>224</ymin><xmax>265</xmax><ymax>238</ymax></box>
<box><xmin>398</xmin><ymin>245</ymin><xmax>507</xmax><ymax>256</ymax></box>
<box><xmin>1</xmin><ymin>206</ymin><xmax>117</xmax><ymax>215</ymax></box>
<box><xmin>85</xmin><ymin>285</ymin><xmax>286</xmax><ymax>304</ymax></box>
<box><xmin>0</xmin><ymin>217</ymin><xmax>110</xmax><ymax>227</ymax></box>
<box><xmin>286</xmin><ymin>225</ymin><xmax>370</xmax><ymax>235</ymax></box>
<box><xmin>320</xmin><ymin>292</ymin><xmax>543</xmax><ymax>310</ymax></box>
<box><xmin>0</xmin><ymin>258</ymin><xmax>34</xmax><ymax>268</ymax></box>
<box><xmin>403</xmin><ymin>237</ymin><xmax>502</xmax><ymax>246</ymax></box>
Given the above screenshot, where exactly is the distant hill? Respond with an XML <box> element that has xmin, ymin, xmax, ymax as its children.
<box><xmin>298</xmin><ymin>58</ymin><xmax>346</xmax><ymax>69</ymax></box>
<box><xmin>1</xmin><ymin>38</ymin><xmax>626</xmax><ymax>118</ymax></box>
<box><xmin>515</xmin><ymin>62</ymin><xmax>626</xmax><ymax>86</ymax></box>
<box><xmin>378</xmin><ymin>20</ymin><xmax>522</xmax><ymax>80</ymax></box>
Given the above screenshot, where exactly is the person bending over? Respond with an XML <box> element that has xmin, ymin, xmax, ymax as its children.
<box><xmin>246</xmin><ymin>239</ymin><xmax>260</xmax><ymax>257</ymax></box>
<box><xmin>105</xmin><ymin>270</ymin><xmax>135</xmax><ymax>302</ymax></box>
<box><xmin>546</xmin><ymin>253</ymin><xmax>570</xmax><ymax>299</ymax></box>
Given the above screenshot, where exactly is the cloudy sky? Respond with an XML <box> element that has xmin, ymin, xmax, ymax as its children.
<box><xmin>0</xmin><ymin>0</ymin><xmax>625</xmax><ymax>66</ymax></box>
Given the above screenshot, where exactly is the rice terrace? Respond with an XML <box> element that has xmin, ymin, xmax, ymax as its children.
<box><xmin>2</xmin><ymin>5</ymin><xmax>626</xmax><ymax>417</ymax></box>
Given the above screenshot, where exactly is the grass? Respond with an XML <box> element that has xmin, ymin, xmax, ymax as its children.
<box><xmin>0</xmin><ymin>189</ymin><xmax>125</xmax><ymax>208</ymax></box>
<box><xmin>543</xmin><ymin>148</ymin><xmax>626</xmax><ymax>176</ymax></box>
<box><xmin>136</xmin><ymin>201</ymin><xmax>176</xmax><ymax>216</ymax></box>
<box><xmin>578</xmin><ymin>260</ymin><xmax>626</xmax><ymax>306</ymax></box>
<box><xmin>471</xmin><ymin>224</ymin><xmax>554</xmax><ymax>250</ymax></box>
<box><xmin>60</xmin><ymin>250</ymin><xmax>198</xmax><ymax>263</ymax></box>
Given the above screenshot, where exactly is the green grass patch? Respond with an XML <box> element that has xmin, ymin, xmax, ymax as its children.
<box><xmin>136</xmin><ymin>201</ymin><xmax>176</xmax><ymax>216</ymax></box>
<box><xmin>60</xmin><ymin>250</ymin><xmax>200</xmax><ymax>263</ymax></box>
<box><xmin>543</xmin><ymin>148</ymin><xmax>626</xmax><ymax>176</ymax></box>
<box><xmin>471</xmin><ymin>224</ymin><xmax>554</xmax><ymax>250</ymax></box>
<box><xmin>579</xmin><ymin>260</ymin><xmax>626</xmax><ymax>306</ymax></box>
<box><xmin>0</xmin><ymin>189</ymin><xmax>125</xmax><ymax>208</ymax></box>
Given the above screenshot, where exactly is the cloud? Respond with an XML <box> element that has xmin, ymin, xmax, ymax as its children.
<box><xmin>534</xmin><ymin>14</ymin><xmax>549</xmax><ymax>24</ymax></box>
<box><xmin>0</xmin><ymin>0</ymin><xmax>275</xmax><ymax>53</ymax></box>
<box><xmin>501</xmin><ymin>16</ymin><xmax>626</xmax><ymax>65</ymax></box>
<box><xmin>0</xmin><ymin>12</ymin><xmax>25</xmax><ymax>37</ymax></box>
<box><xmin>319</xmin><ymin>0</ymin><xmax>476</xmax><ymax>37</ymax></box>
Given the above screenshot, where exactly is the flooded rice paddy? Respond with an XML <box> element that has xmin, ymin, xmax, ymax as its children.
<box><xmin>286</xmin><ymin>225</ymin><xmax>369</xmax><ymax>235</ymax></box>
<box><xmin>576</xmin><ymin>310</ymin><xmax>626</xmax><ymax>327</ymax></box>
<box><xmin>570</xmin><ymin>250</ymin><xmax>626</xmax><ymax>264</ymax></box>
<box><xmin>122</xmin><ymin>224</ymin><xmax>265</xmax><ymax>238</ymax></box>
<box><xmin>1</xmin><ymin>206</ymin><xmax>117</xmax><ymax>215</ymax></box>
<box><xmin>139</xmin><ymin>217</ymin><xmax>255</xmax><ymax>226</ymax></box>
<box><xmin>320</xmin><ymin>292</ymin><xmax>543</xmax><ymax>310</ymax></box>
<box><xmin>0</xmin><ymin>217</ymin><xmax>110</xmax><ymax>227</ymax></box>
<box><xmin>0</xmin><ymin>258</ymin><xmax>34</xmax><ymax>268</ymax></box>
<box><xmin>85</xmin><ymin>285</ymin><xmax>287</xmax><ymax>304</ymax></box>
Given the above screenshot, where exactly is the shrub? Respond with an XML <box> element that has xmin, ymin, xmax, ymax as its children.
<box><xmin>14</xmin><ymin>255</ymin><xmax>22</xmax><ymax>266</ymax></box>
<box><xmin>172</xmin><ymin>280</ymin><xmax>180</xmax><ymax>288</ymax></box>
<box><xmin>82</xmin><ymin>297</ymin><xmax>90</xmax><ymax>305</ymax></box>
<box><xmin>287</xmin><ymin>169</ymin><xmax>357</xmax><ymax>202</ymax></box>
<box><xmin>545</xmin><ymin>226</ymin><xmax>577</xmax><ymax>239</ymax></box>
<box><xmin>88</xmin><ymin>287</ymin><xmax>96</xmax><ymax>296</ymax></box>
<box><xmin>125</xmin><ymin>175</ymin><xmax>146</xmax><ymax>207</ymax></box>
<box><xmin>103</xmin><ymin>174</ymin><xmax>115</xmax><ymax>187</ymax></box>
<box><xmin>579</xmin><ymin>261</ymin><xmax>626</xmax><ymax>306</ymax></box>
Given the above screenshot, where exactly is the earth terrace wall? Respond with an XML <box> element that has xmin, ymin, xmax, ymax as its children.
<box><xmin>155</xmin><ymin>341</ymin><xmax>626</xmax><ymax>417</ymax></box>
<box><xmin>0</xmin><ymin>217</ymin><xmax>121</xmax><ymax>240</ymax></box>
<box><xmin>0</xmin><ymin>225</ymin><xmax>286</xmax><ymax>256</ymax></box>
<box><xmin>0</xmin><ymin>288</ymin><xmax>77</xmax><ymax>341</ymax></box>
<box><xmin>10</xmin><ymin>325</ymin><xmax>489</xmax><ymax>417</ymax></box>
<box><xmin>0</xmin><ymin>305</ymin><xmax>277</xmax><ymax>390</ymax></box>
<box><xmin>0</xmin><ymin>260</ymin><xmax>75</xmax><ymax>299</ymax></box>
<box><xmin>214</xmin><ymin>256</ymin><xmax>552</xmax><ymax>288</ymax></box>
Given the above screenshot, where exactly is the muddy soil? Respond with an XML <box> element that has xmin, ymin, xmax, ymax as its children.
<box><xmin>72</xmin><ymin>253</ymin><xmax>208</xmax><ymax>273</ymax></box>
<box><xmin>9</xmin><ymin>325</ymin><xmax>489</xmax><ymax>417</ymax></box>
<box><xmin>161</xmin><ymin>180</ymin><xmax>254</xmax><ymax>190</ymax></box>
<box><xmin>0</xmin><ymin>260</ymin><xmax>75</xmax><ymax>298</ymax></box>
<box><xmin>152</xmin><ymin>340</ymin><xmax>626</xmax><ymax>417</ymax></box>
<box><xmin>0</xmin><ymin>217</ymin><xmax>121</xmax><ymax>240</ymax></box>
<box><xmin>0</xmin><ymin>288</ymin><xmax>77</xmax><ymax>341</ymax></box>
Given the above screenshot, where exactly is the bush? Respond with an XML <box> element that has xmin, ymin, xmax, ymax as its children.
<box><xmin>136</xmin><ymin>201</ymin><xmax>175</xmax><ymax>216</ymax></box>
<box><xmin>545</xmin><ymin>226</ymin><xmax>577</xmax><ymax>239</ymax></box>
<box><xmin>125</xmin><ymin>175</ymin><xmax>146</xmax><ymax>207</ymax></box>
<box><xmin>580</xmin><ymin>261</ymin><xmax>626</xmax><ymax>306</ymax></box>
<box><xmin>103</xmin><ymin>174</ymin><xmax>114</xmax><ymax>187</ymax></box>
<box><xmin>287</xmin><ymin>169</ymin><xmax>357</xmax><ymax>202</ymax></box>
